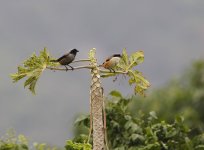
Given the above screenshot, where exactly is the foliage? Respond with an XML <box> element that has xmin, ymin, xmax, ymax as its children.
<box><xmin>65</xmin><ymin>140</ymin><xmax>91</xmax><ymax>150</ymax></box>
<box><xmin>11</xmin><ymin>48</ymin><xmax>150</xmax><ymax>96</ymax></box>
<box><xmin>101</xmin><ymin>49</ymin><xmax>150</xmax><ymax>96</ymax></box>
<box><xmin>74</xmin><ymin>90</ymin><xmax>204</xmax><ymax>149</ymax></box>
<box><xmin>0</xmin><ymin>130</ymin><xmax>90</xmax><ymax>150</ymax></box>
<box><xmin>10</xmin><ymin>48</ymin><xmax>58</xmax><ymax>94</ymax></box>
<box><xmin>88</xmin><ymin>48</ymin><xmax>96</xmax><ymax>63</ymax></box>
<box><xmin>127</xmin><ymin>60</ymin><xmax>204</xmax><ymax>136</ymax></box>
<box><xmin>0</xmin><ymin>129</ymin><xmax>29</xmax><ymax>150</ymax></box>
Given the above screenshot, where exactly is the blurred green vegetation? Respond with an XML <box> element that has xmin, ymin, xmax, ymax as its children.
<box><xmin>129</xmin><ymin>60</ymin><xmax>204</xmax><ymax>135</ymax></box>
<box><xmin>74</xmin><ymin>91</ymin><xmax>204</xmax><ymax>149</ymax></box>
<box><xmin>73</xmin><ymin>60</ymin><xmax>204</xmax><ymax>149</ymax></box>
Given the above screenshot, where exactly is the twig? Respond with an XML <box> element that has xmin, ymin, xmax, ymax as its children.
<box><xmin>72</xmin><ymin>59</ymin><xmax>91</xmax><ymax>63</ymax></box>
<box><xmin>101</xmin><ymin>87</ymin><xmax>109</xmax><ymax>150</ymax></box>
<box><xmin>46</xmin><ymin>66</ymin><xmax>128</xmax><ymax>75</ymax></box>
<box><xmin>46</xmin><ymin>65</ymin><xmax>94</xmax><ymax>71</ymax></box>
<box><xmin>88</xmin><ymin>96</ymin><xmax>93</xmax><ymax>144</ymax></box>
<box><xmin>99</xmin><ymin>69</ymin><xmax>128</xmax><ymax>74</ymax></box>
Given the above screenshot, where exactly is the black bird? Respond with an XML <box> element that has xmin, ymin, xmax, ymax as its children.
<box><xmin>51</xmin><ymin>49</ymin><xmax>79</xmax><ymax>71</ymax></box>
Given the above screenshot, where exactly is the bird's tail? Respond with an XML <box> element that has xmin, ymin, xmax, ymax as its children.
<box><xmin>98</xmin><ymin>63</ymin><xmax>105</xmax><ymax>67</ymax></box>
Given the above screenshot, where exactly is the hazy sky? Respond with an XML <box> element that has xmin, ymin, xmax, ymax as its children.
<box><xmin>0</xmin><ymin>0</ymin><xmax>204</xmax><ymax>146</ymax></box>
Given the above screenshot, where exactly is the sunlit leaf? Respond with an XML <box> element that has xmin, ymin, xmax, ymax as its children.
<box><xmin>74</xmin><ymin>115</ymin><xmax>89</xmax><ymax>125</ymax></box>
<box><xmin>65</xmin><ymin>140</ymin><xmax>92</xmax><ymax>150</ymax></box>
<box><xmin>109</xmin><ymin>90</ymin><xmax>122</xmax><ymax>98</ymax></box>
<box><xmin>122</xmin><ymin>48</ymin><xmax>129</xmax><ymax>66</ymax></box>
<box><xmin>149</xmin><ymin>111</ymin><xmax>158</xmax><ymax>120</ymax></box>
<box><xmin>10</xmin><ymin>48</ymin><xmax>56</xmax><ymax>94</ymax></box>
<box><xmin>128</xmin><ymin>70</ymin><xmax>150</xmax><ymax>95</ymax></box>
<box><xmin>128</xmin><ymin>50</ymin><xmax>144</xmax><ymax>69</ymax></box>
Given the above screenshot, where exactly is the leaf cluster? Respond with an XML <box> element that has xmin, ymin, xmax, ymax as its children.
<box><xmin>0</xmin><ymin>129</ymin><xmax>28</xmax><ymax>150</ymax></box>
<box><xmin>10</xmin><ymin>48</ymin><xmax>58</xmax><ymax>94</ymax></box>
<box><xmin>0</xmin><ymin>129</ymin><xmax>63</xmax><ymax>150</ymax></box>
<box><xmin>101</xmin><ymin>49</ymin><xmax>150</xmax><ymax>96</ymax></box>
<box><xmin>88</xmin><ymin>48</ymin><xmax>96</xmax><ymax>64</ymax></box>
<box><xmin>65</xmin><ymin>140</ymin><xmax>91</xmax><ymax>150</ymax></box>
<box><xmin>74</xmin><ymin>91</ymin><xmax>204</xmax><ymax>150</ymax></box>
<box><xmin>129</xmin><ymin>60</ymin><xmax>204</xmax><ymax>136</ymax></box>
<box><xmin>11</xmin><ymin>48</ymin><xmax>150</xmax><ymax>96</ymax></box>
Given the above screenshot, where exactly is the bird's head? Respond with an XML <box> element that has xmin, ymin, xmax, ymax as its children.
<box><xmin>70</xmin><ymin>49</ymin><xmax>79</xmax><ymax>54</ymax></box>
<box><xmin>112</xmin><ymin>54</ymin><xmax>121</xmax><ymax>58</ymax></box>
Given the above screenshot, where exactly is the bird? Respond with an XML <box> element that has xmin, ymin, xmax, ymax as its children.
<box><xmin>50</xmin><ymin>49</ymin><xmax>79</xmax><ymax>71</ymax></box>
<box><xmin>100</xmin><ymin>54</ymin><xmax>122</xmax><ymax>72</ymax></box>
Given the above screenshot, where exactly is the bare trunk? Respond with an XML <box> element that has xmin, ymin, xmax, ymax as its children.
<box><xmin>90</xmin><ymin>60</ymin><xmax>104</xmax><ymax>150</ymax></box>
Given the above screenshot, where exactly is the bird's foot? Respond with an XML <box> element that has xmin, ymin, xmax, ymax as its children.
<box><xmin>109</xmin><ymin>69</ymin><xmax>115</xmax><ymax>73</ymax></box>
<box><xmin>68</xmin><ymin>65</ymin><xmax>74</xmax><ymax>71</ymax></box>
<box><xmin>65</xmin><ymin>66</ymin><xmax>68</xmax><ymax>71</ymax></box>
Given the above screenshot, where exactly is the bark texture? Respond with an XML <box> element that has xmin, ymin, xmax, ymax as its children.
<box><xmin>90</xmin><ymin>58</ymin><xmax>104</xmax><ymax>150</ymax></box>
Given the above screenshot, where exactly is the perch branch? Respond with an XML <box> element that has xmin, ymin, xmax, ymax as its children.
<box><xmin>46</xmin><ymin>65</ymin><xmax>94</xmax><ymax>71</ymax></box>
<box><xmin>99</xmin><ymin>69</ymin><xmax>128</xmax><ymax>74</ymax></box>
<box><xmin>72</xmin><ymin>59</ymin><xmax>91</xmax><ymax>63</ymax></box>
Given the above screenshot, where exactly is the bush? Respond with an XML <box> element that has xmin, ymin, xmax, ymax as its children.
<box><xmin>75</xmin><ymin>90</ymin><xmax>204</xmax><ymax>149</ymax></box>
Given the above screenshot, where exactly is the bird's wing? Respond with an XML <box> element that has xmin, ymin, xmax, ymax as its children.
<box><xmin>57</xmin><ymin>53</ymin><xmax>69</xmax><ymax>61</ymax></box>
<box><xmin>105</xmin><ymin>55</ymin><xmax>113</xmax><ymax>62</ymax></box>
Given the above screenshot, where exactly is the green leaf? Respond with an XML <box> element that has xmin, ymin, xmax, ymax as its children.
<box><xmin>128</xmin><ymin>70</ymin><xmax>150</xmax><ymax>96</ymax></box>
<box><xmin>122</xmin><ymin>48</ymin><xmax>129</xmax><ymax>66</ymax></box>
<box><xmin>24</xmin><ymin>76</ymin><xmax>36</xmax><ymax>88</ymax></box>
<box><xmin>109</xmin><ymin>90</ymin><xmax>122</xmax><ymax>98</ymax></box>
<box><xmin>128</xmin><ymin>50</ymin><xmax>144</xmax><ymax>69</ymax></box>
<box><xmin>195</xmin><ymin>145</ymin><xmax>204</xmax><ymax>150</ymax></box>
<box><xmin>65</xmin><ymin>140</ymin><xmax>92</xmax><ymax>150</ymax></box>
<box><xmin>28</xmin><ymin>78</ymin><xmax>38</xmax><ymax>95</ymax></box>
<box><xmin>175</xmin><ymin>116</ymin><xmax>184</xmax><ymax>124</ymax></box>
<box><xmin>124</xmin><ymin>115</ymin><xmax>132</xmax><ymax>120</ymax></box>
<box><xmin>34</xmin><ymin>143</ymin><xmax>47</xmax><ymax>150</ymax></box>
<box><xmin>149</xmin><ymin>111</ymin><xmax>158</xmax><ymax>120</ymax></box>
<box><xmin>111</xmin><ymin>120</ymin><xmax>120</xmax><ymax>128</ymax></box>
<box><xmin>74</xmin><ymin>115</ymin><xmax>89</xmax><ymax>125</ymax></box>
<box><xmin>11</xmin><ymin>48</ymin><xmax>57</xmax><ymax>94</ymax></box>
<box><xmin>130</xmin><ymin>134</ymin><xmax>145</xmax><ymax>142</ymax></box>
<box><xmin>18</xmin><ymin>135</ymin><xmax>28</xmax><ymax>145</ymax></box>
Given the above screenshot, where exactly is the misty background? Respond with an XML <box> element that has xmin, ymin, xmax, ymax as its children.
<box><xmin>0</xmin><ymin>0</ymin><xmax>204</xmax><ymax>146</ymax></box>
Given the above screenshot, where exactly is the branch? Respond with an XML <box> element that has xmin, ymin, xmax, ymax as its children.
<box><xmin>46</xmin><ymin>65</ymin><xmax>94</xmax><ymax>71</ymax></box>
<box><xmin>72</xmin><ymin>59</ymin><xmax>91</xmax><ymax>63</ymax></box>
<box><xmin>99</xmin><ymin>69</ymin><xmax>128</xmax><ymax>74</ymax></box>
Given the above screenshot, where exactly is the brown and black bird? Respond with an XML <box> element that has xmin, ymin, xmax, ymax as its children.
<box><xmin>51</xmin><ymin>49</ymin><xmax>79</xmax><ymax>71</ymax></box>
<box><xmin>100</xmin><ymin>54</ymin><xmax>121</xmax><ymax>72</ymax></box>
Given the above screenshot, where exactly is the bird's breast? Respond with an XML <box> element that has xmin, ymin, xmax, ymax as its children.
<box><xmin>103</xmin><ymin>57</ymin><xmax>121</xmax><ymax>69</ymax></box>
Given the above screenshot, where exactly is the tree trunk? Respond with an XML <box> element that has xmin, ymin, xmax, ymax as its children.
<box><xmin>90</xmin><ymin>60</ymin><xmax>104</xmax><ymax>150</ymax></box>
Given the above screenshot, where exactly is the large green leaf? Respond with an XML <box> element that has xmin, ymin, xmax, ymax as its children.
<box><xmin>128</xmin><ymin>70</ymin><xmax>150</xmax><ymax>96</ymax></box>
<box><xmin>128</xmin><ymin>50</ymin><xmax>144</xmax><ymax>70</ymax></box>
<box><xmin>11</xmin><ymin>48</ymin><xmax>57</xmax><ymax>94</ymax></box>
